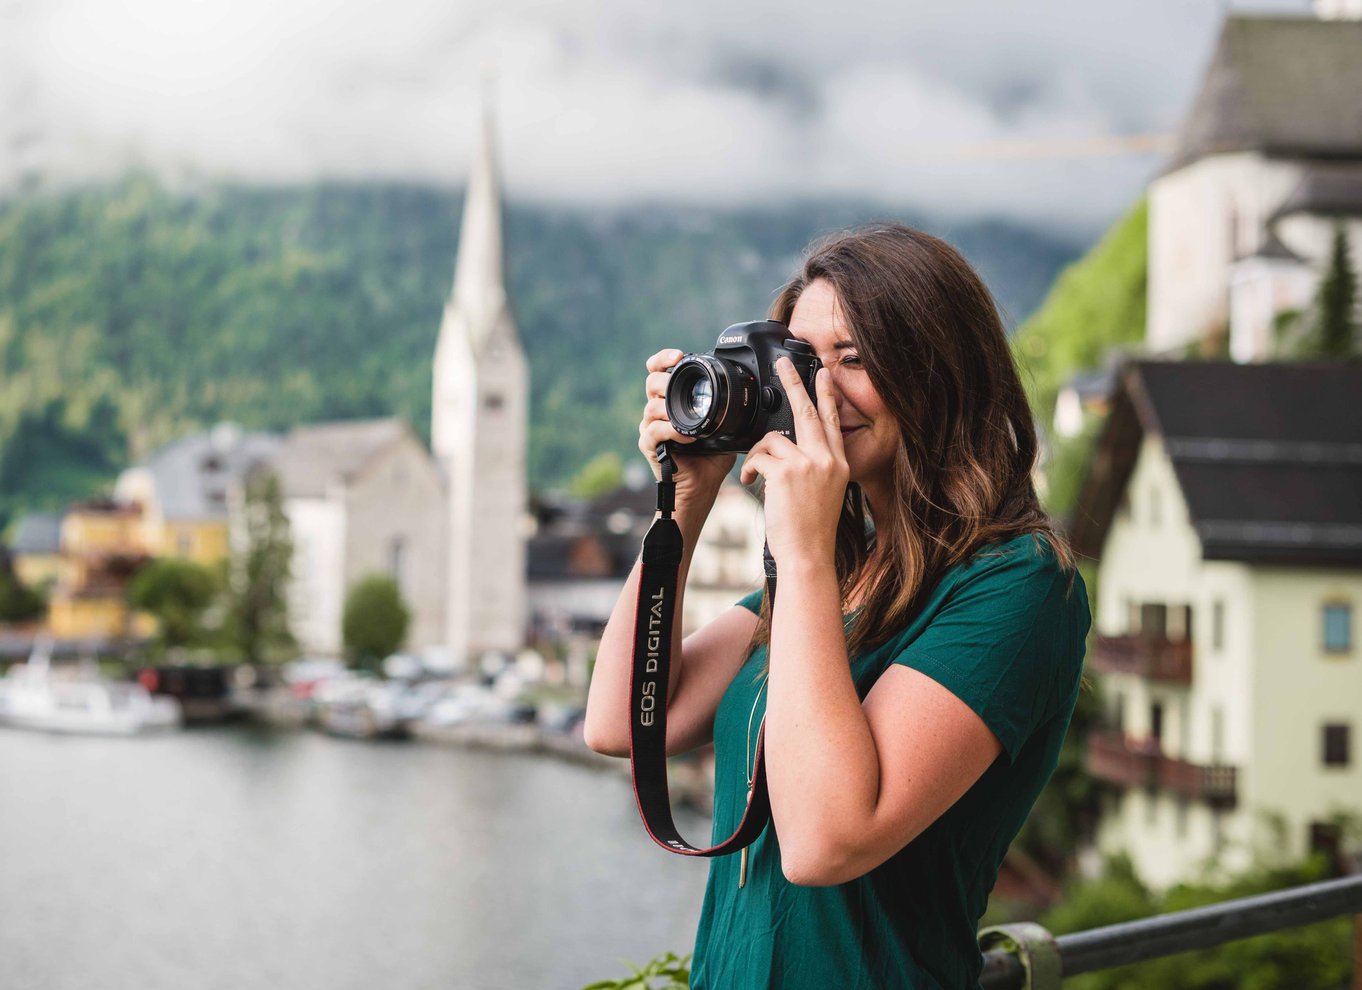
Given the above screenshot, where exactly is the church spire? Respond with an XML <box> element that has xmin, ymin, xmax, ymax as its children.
<box><xmin>449</xmin><ymin>95</ymin><xmax>508</xmax><ymax>350</ymax></box>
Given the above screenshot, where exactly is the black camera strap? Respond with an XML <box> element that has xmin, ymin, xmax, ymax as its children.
<box><xmin>629</xmin><ymin>443</ymin><xmax>773</xmax><ymax>857</ymax></box>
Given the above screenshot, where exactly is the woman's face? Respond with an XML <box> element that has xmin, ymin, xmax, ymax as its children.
<box><xmin>786</xmin><ymin>279</ymin><xmax>899</xmax><ymax>501</ymax></box>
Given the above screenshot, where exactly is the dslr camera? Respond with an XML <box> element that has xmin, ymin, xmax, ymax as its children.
<box><xmin>664</xmin><ymin>321</ymin><xmax>822</xmax><ymax>454</ymax></box>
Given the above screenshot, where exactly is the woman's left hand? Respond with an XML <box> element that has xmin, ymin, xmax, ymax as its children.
<box><xmin>740</xmin><ymin>358</ymin><xmax>849</xmax><ymax>566</ymax></box>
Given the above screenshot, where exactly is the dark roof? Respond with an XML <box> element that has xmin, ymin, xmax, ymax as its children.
<box><xmin>1274</xmin><ymin>163</ymin><xmax>1362</xmax><ymax>219</ymax></box>
<box><xmin>1169</xmin><ymin>16</ymin><xmax>1362</xmax><ymax>172</ymax></box>
<box><xmin>1251</xmin><ymin>229</ymin><xmax>1305</xmax><ymax>262</ymax></box>
<box><xmin>1071</xmin><ymin>361</ymin><xmax>1362</xmax><ymax>566</ymax></box>
<box><xmin>9</xmin><ymin>512</ymin><xmax>64</xmax><ymax>555</ymax></box>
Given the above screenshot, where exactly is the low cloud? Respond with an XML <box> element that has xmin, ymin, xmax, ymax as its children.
<box><xmin>1</xmin><ymin>0</ymin><xmax>1305</xmax><ymax>231</ymax></box>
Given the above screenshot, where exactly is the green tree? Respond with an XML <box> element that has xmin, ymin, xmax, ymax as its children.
<box><xmin>341</xmin><ymin>574</ymin><xmax>410</xmax><ymax>670</ymax></box>
<box><xmin>0</xmin><ymin>553</ymin><xmax>45</xmax><ymax>623</ymax></box>
<box><xmin>223</xmin><ymin>471</ymin><xmax>295</xmax><ymax>667</ymax></box>
<box><xmin>1043</xmin><ymin>852</ymin><xmax>1353</xmax><ymax>990</ymax></box>
<box><xmin>126</xmin><ymin>556</ymin><xmax>219</xmax><ymax>655</ymax></box>
<box><xmin>1012</xmin><ymin>199</ymin><xmax>1148</xmax><ymax>517</ymax></box>
<box><xmin>568</xmin><ymin>451</ymin><xmax>624</xmax><ymax>500</ymax></box>
<box><xmin>1305</xmin><ymin>225</ymin><xmax>1358</xmax><ymax>359</ymax></box>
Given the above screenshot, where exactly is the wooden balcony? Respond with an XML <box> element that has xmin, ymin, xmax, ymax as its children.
<box><xmin>1085</xmin><ymin>729</ymin><xmax>1156</xmax><ymax>788</ymax></box>
<box><xmin>1090</xmin><ymin>634</ymin><xmax>1193</xmax><ymax>684</ymax></box>
<box><xmin>1156</xmin><ymin>754</ymin><xmax>1238</xmax><ymax>809</ymax></box>
<box><xmin>1085</xmin><ymin>730</ymin><xmax>1237</xmax><ymax>808</ymax></box>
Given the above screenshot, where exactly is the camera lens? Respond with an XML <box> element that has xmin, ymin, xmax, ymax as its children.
<box><xmin>665</xmin><ymin>355</ymin><xmax>757</xmax><ymax>440</ymax></box>
<box><xmin>686</xmin><ymin>378</ymin><xmax>713</xmax><ymax>419</ymax></box>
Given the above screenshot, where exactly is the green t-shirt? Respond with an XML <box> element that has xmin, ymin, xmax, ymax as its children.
<box><xmin>690</xmin><ymin>533</ymin><xmax>1090</xmax><ymax>990</ymax></box>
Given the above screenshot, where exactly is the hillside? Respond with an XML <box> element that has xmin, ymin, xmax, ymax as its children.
<box><xmin>1013</xmin><ymin>198</ymin><xmax>1149</xmax><ymax>514</ymax></box>
<box><xmin>0</xmin><ymin>176</ymin><xmax>1081</xmax><ymax>527</ymax></box>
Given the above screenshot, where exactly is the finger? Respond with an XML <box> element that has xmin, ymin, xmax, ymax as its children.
<box><xmin>815</xmin><ymin>368</ymin><xmax>846</xmax><ymax>459</ymax></box>
<box><xmin>739</xmin><ymin>449</ymin><xmax>776</xmax><ymax>486</ymax></box>
<box><xmin>640</xmin><ymin>418</ymin><xmax>695</xmax><ymax>452</ymax></box>
<box><xmin>643</xmin><ymin>396</ymin><xmax>668</xmax><ymax>424</ymax></box>
<box><xmin>645</xmin><ymin>371</ymin><xmax>671</xmax><ymax>400</ymax></box>
<box><xmin>646</xmin><ymin>349</ymin><xmax>686</xmax><ymax>373</ymax></box>
<box><xmin>775</xmin><ymin>357</ymin><xmax>826</xmax><ymax>450</ymax></box>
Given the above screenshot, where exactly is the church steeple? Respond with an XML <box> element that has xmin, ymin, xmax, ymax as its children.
<box><xmin>430</xmin><ymin>96</ymin><xmax>529</xmax><ymax>665</ymax></box>
<box><xmin>449</xmin><ymin>101</ymin><xmax>511</xmax><ymax>354</ymax></box>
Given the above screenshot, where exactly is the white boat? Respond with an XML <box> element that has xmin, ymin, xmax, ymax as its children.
<box><xmin>0</xmin><ymin>640</ymin><xmax>182</xmax><ymax>736</ymax></box>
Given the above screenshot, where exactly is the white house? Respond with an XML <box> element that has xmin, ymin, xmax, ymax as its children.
<box><xmin>1071</xmin><ymin>361</ymin><xmax>1362</xmax><ymax>889</ymax></box>
<box><xmin>1146</xmin><ymin>8</ymin><xmax>1362</xmax><ymax>360</ymax></box>
<box><xmin>682</xmin><ymin>480</ymin><xmax>765</xmax><ymax>636</ymax></box>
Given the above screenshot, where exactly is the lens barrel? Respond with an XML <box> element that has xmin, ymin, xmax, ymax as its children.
<box><xmin>665</xmin><ymin>355</ymin><xmax>757</xmax><ymax>440</ymax></box>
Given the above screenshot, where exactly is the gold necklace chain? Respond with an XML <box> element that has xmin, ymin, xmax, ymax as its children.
<box><xmin>745</xmin><ymin>674</ymin><xmax>768</xmax><ymax>789</ymax></box>
<box><xmin>739</xmin><ymin>674</ymin><xmax>768</xmax><ymax>891</ymax></box>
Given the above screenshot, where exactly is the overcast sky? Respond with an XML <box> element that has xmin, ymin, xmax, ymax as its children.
<box><xmin>2</xmin><ymin>0</ymin><xmax>1312</xmax><ymax>233</ymax></box>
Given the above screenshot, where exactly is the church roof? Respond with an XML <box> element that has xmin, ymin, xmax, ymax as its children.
<box><xmin>137</xmin><ymin>425</ymin><xmax>281</xmax><ymax>520</ymax></box>
<box><xmin>1071</xmin><ymin>361</ymin><xmax>1362</xmax><ymax>566</ymax></box>
<box><xmin>1168</xmin><ymin>15</ymin><xmax>1362</xmax><ymax>172</ymax></box>
<box><xmin>1274</xmin><ymin>162</ymin><xmax>1362</xmax><ymax>219</ymax></box>
<box><xmin>272</xmin><ymin>417</ymin><xmax>411</xmax><ymax>498</ymax></box>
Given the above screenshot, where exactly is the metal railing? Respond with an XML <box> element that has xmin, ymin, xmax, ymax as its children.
<box><xmin>978</xmin><ymin>873</ymin><xmax>1362</xmax><ymax>989</ymax></box>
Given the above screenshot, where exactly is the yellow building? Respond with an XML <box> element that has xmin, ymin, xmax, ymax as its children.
<box><xmin>46</xmin><ymin>499</ymin><xmax>153</xmax><ymax>641</ymax></box>
<box><xmin>115</xmin><ymin>423</ymin><xmax>279</xmax><ymax>567</ymax></box>
<box><xmin>9</xmin><ymin>511</ymin><xmax>64</xmax><ymax>590</ymax></box>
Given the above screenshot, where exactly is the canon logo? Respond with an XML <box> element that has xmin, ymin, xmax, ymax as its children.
<box><xmin>718</xmin><ymin>335</ymin><xmax>743</xmax><ymax>345</ymax></box>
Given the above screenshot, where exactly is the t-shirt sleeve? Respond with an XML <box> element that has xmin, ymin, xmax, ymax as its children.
<box><xmin>889</xmin><ymin>540</ymin><xmax>1090</xmax><ymax>764</ymax></box>
<box><xmin>735</xmin><ymin>588</ymin><xmax>764</xmax><ymax>615</ymax></box>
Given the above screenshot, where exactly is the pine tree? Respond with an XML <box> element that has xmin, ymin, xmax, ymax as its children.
<box><xmin>224</xmin><ymin>471</ymin><xmax>295</xmax><ymax>667</ymax></box>
<box><xmin>1312</xmin><ymin>225</ymin><xmax>1358</xmax><ymax>359</ymax></box>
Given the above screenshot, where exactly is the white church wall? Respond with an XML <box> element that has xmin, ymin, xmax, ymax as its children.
<box><xmin>343</xmin><ymin>433</ymin><xmax>448</xmax><ymax>652</ymax></box>
<box><xmin>1148</xmin><ymin>153</ymin><xmax>1303</xmax><ymax>354</ymax></box>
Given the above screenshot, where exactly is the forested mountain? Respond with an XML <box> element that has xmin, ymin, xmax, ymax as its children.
<box><xmin>0</xmin><ymin>175</ymin><xmax>1081</xmax><ymax>527</ymax></box>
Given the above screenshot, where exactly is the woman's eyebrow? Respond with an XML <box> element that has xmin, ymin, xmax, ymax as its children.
<box><xmin>833</xmin><ymin>339</ymin><xmax>857</xmax><ymax>350</ymax></box>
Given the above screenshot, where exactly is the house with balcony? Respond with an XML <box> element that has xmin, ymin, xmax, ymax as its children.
<box><xmin>1070</xmin><ymin>360</ymin><xmax>1362</xmax><ymax>889</ymax></box>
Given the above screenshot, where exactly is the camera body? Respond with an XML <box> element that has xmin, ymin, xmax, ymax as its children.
<box><xmin>664</xmin><ymin>321</ymin><xmax>822</xmax><ymax>454</ymax></box>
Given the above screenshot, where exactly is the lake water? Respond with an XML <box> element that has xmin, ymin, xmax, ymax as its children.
<box><xmin>0</xmin><ymin>726</ymin><xmax>712</xmax><ymax>990</ymax></box>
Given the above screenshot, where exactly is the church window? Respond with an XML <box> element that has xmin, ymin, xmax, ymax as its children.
<box><xmin>389</xmin><ymin>536</ymin><xmax>407</xmax><ymax>596</ymax></box>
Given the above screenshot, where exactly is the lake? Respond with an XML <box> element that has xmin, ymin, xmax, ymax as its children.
<box><xmin>0</xmin><ymin>726</ymin><xmax>712</xmax><ymax>989</ymax></box>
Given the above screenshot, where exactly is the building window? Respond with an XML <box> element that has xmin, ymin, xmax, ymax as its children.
<box><xmin>1150</xmin><ymin>702</ymin><xmax>1165</xmax><ymax>746</ymax></box>
<box><xmin>1141</xmin><ymin>603</ymin><xmax>1168</xmax><ymax>638</ymax></box>
<box><xmin>483</xmin><ymin>392</ymin><xmax>504</xmax><ymax>411</ymax></box>
<box><xmin>1322</xmin><ymin>724</ymin><xmax>1350</xmax><ymax>768</ymax></box>
<box><xmin>1323</xmin><ymin>603</ymin><xmax>1352</xmax><ymax>654</ymax></box>
<box><xmin>1211</xmin><ymin>599</ymin><xmax>1225</xmax><ymax>652</ymax></box>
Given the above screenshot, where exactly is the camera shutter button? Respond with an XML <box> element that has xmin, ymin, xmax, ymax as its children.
<box><xmin>761</xmin><ymin>386</ymin><xmax>781</xmax><ymax>411</ymax></box>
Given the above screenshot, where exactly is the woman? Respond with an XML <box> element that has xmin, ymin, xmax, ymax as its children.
<box><xmin>584</xmin><ymin>223</ymin><xmax>1090</xmax><ymax>989</ymax></box>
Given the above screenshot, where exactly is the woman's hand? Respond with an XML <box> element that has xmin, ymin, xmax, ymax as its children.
<box><xmin>639</xmin><ymin>348</ymin><xmax>736</xmax><ymax>504</ymax></box>
<box><xmin>739</xmin><ymin>359</ymin><xmax>848</xmax><ymax>566</ymax></box>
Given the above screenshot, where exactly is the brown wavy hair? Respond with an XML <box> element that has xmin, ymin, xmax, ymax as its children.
<box><xmin>753</xmin><ymin>222</ymin><xmax>1071</xmax><ymax>656</ymax></box>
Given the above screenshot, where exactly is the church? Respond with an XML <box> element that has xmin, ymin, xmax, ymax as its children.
<box><xmin>113</xmin><ymin>110</ymin><xmax>529</xmax><ymax>666</ymax></box>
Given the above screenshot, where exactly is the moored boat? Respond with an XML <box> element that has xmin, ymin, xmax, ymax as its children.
<box><xmin>0</xmin><ymin>640</ymin><xmax>181</xmax><ymax>735</ymax></box>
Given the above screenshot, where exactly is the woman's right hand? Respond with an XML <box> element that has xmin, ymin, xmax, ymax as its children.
<box><xmin>640</xmin><ymin>349</ymin><xmax>737</xmax><ymax>504</ymax></box>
